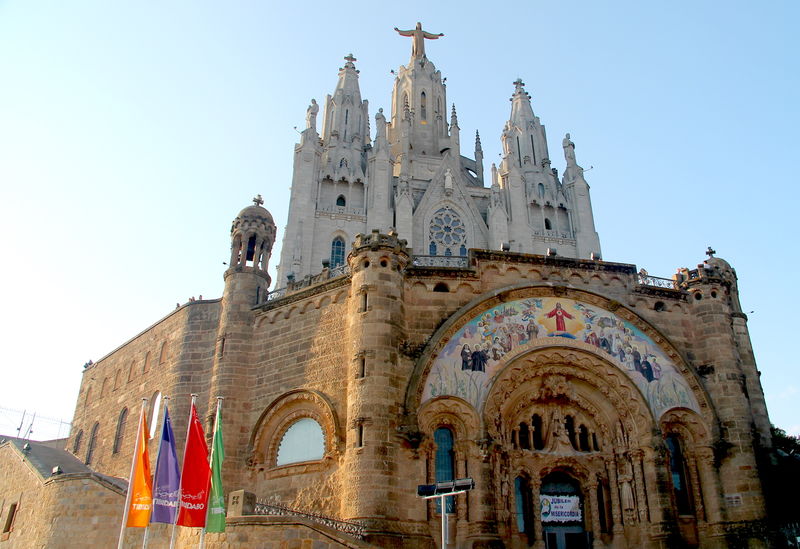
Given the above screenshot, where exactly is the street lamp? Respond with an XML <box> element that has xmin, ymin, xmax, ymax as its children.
<box><xmin>417</xmin><ymin>478</ymin><xmax>475</xmax><ymax>548</ymax></box>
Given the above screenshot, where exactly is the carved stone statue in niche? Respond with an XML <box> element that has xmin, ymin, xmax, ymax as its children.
<box><xmin>618</xmin><ymin>458</ymin><xmax>636</xmax><ymax>523</ymax></box>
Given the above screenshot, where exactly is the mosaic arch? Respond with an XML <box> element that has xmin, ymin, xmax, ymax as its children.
<box><xmin>421</xmin><ymin>296</ymin><xmax>700</xmax><ymax>419</ymax></box>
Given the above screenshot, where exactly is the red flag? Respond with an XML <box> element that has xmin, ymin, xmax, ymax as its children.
<box><xmin>176</xmin><ymin>403</ymin><xmax>210</xmax><ymax>527</ymax></box>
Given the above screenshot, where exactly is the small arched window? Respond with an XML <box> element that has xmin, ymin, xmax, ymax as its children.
<box><xmin>544</xmin><ymin>218</ymin><xmax>552</xmax><ymax>230</ymax></box>
<box><xmin>73</xmin><ymin>430</ymin><xmax>83</xmax><ymax>454</ymax></box>
<box><xmin>113</xmin><ymin>370</ymin><xmax>121</xmax><ymax>390</ymax></box>
<box><xmin>514</xmin><ymin>476</ymin><xmax>534</xmax><ymax>537</ymax></box>
<box><xmin>538</xmin><ymin>183</ymin><xmax>545</xmax><ymax>199</ymax></box>
<box><xmin>518</xmin><ymin>422</ymin><xmax>530</xmax><ymax>450</ymax></box>
<box><xmin>666</xmin><ymin>434</ymin><xmax>693</xmax><ymax>514</ymax></box>
<box><xmin>429</xmin><ymin>241</ymin><xmax>437</xmax><ymax>256</ymax></box>
<box><xmin>336</xmin><ymin>195</ymin><xmax>346</xmax><ymax>207</ymax></box>
<box><xmin>127</xmin><ymin>360</ymin><xmax>135</xmax><ymax>382</ymax></box>
<box><xmin>433</xmin><ymin>282</ymin><xmax>449</xmax><ymax>293</ymax></box>
<box><xmin>113</xmin><ymin>408</ymin><xmax>128</xmax><ymax>454</ymax></box>
<box><xmin>143</xmin><ymin>352</ymin><xmax>151</xmax><ymax>374</ymax></box>
<box><xmin>339</xmin><ymin>158</ymin><xmax>348</xmax><ymax>168</ymax></box>
<box><xmin>101</xmin><ymin>377</ymin><xmax>109</xmax><ymax>397</ymax></box>
<box><xmin>532</xmin><ymin>414</ymin><xmax>544</xmax><ymax>450</ymax></box>
<box><xmin>330</xmin><ymin>237</ymin><xmax>346</xmax><ymax>268</ymax></box>
<box><xmin>420</xmin><ymin>91</ymin><xmax>427</xmax><ymax>120</ymax></box>
<box><xmin>159</xmin><ymin>342</ymin><xmax>168</xmax><ymax>365</ymax></box>
<box><xmin>276</xmin><ymin>418</ymin><xmax>325</xmax><ymax>466</ymax></box>
<box><xmin>434</xmin><ymin>427</ymin><xmax>455</xmax><ymax>513</ymax></box>
<box><xmin>86</xmin><ymin>422</ymin><xmax>99</xmax><ymax>465</ymax></box>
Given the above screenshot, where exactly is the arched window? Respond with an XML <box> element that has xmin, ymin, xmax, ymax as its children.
<box><xmin>578</xmin><ymin>424</ymin><xmax>590</xmax><ymax>451</ymax></box>
<box><xmin>434</xmin><ymin>427</ymin><xmax>455</xmax><ymax>513</ymax></box>
<box><xmin>532</xmin><ymin>414</ymin><xmax>544</xmax><ymax>450</ymax></box>
<box><xmin>459</xmin><ymin>244</ymin><xmax>467</xmax><ymax>256</ymax></box>
<box><xmin>276</xmin><ymin>418</ymin><xmax>325</xmax><ymax>466</ymax></box>
<box><xmin>545</xmin><ymin>218</ymin><xmax>552</xmax><ymax>230</ymax></box>
<box><xmin>433</xmin><ymin>282</ymin><xmax>449</xmax><ymax>293</ymax></box>
<box><xmin>245</xmin><ymin>235</ymin><xmax>256</xmax><ymax>264</ymax></box>
<box><xmin>73</xmin><ymin>430</ymin><xmax>83</xmax><ymax>454</ymax></box>
<box><xmin>538</xmin><ymin>183</ymin><xmax>545</xmax><ymax>199</ymax></box>
<box><xmin>666</xmin><ymin>434</ymin><xmax>693</xmax><ymax>514</ymax></box>
<box><xmin>143</xmin><ymin>352</ymin><xmax>151</xmax><ymax>374</ymax></box>
<box><xmin>86</xmin><ymin>422</ymin><xmax>99</xmax><ymax>465</ymax></box>
<box><xmin>420</xmin><ymin>91</ymin><xmax>427</xmax><ymax>120</ymax></box>
<box><xmin>429</xmin><ymin>241</ymin><xmax>437</xmax><ymax>255</ymax></box>
<box><xmin>149</xmin><ymin>392</ymin><xmax>162</xmax><ymax>439</ymax></box>
<box><xmin>159</xmin><ymin>342</ymin><xmax>168</xmax><ymax>365</ymax></box>
<box><xmin>113</xmin><ymin>408</ymin><xmax>128</xmax><ymax>454</ymax></box>
<box><xmin>514</xmin><ymin>476</ymin><xmax>534</xmax><ymax>538</ymax></box>
<box><xmin>518</xmin><ymin>422</ymin><xmax>530</xmax><ymax>450</ymax></box>
<box><xmin>101</xmin><ymin>377</ymin><xmax>109</xmax><ymax>397</ymax></box>
<box><xmin>127</xmin><ymin>360</ymin><xmax>135</xmax><ymax>382</ymax></box>
<box><xmin>336</xmin><ymin>194</ymin><xmax>346</xmax><ymax>207</ymax></box>
<box><xmin>330</xmin><ymin>237</ymin><xmax>346</xmax><ymax>268</ymax></box>
<box><xmin>113</xmin><ymin>370</ymin><xmax>120</xmax><ymax>390</ymax></box>
<box><xmin>429</xmin><ymin>206</ymin><xmax>467</xmax><ymax>258</ymax></box>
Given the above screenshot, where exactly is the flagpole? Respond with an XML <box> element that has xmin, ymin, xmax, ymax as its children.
<box><xmin>143</xmin><ymin>396</ymin><xmax>169</xmax><ymax>549</ymax></box>
<box><xmin>171</xmin><ymin>394</ymin><xmax>197</xmax><ymax>549</ymax></box>
<box><xmin>118</xmin><ymin>398</ymin><xmax>148</xmax><ymax>549</ymax></box>
<box><xmin>198</xmin><ymin>397</ymin><xmax>223</xmax><ymax>549</ymax></box>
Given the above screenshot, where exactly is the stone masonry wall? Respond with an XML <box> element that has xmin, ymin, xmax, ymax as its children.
<box><xmin>68</xmin><ymin>300</ymin><xmax>220</xmax><ymax>478</ymax></box>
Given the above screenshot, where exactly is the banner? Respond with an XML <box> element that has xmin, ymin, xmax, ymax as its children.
<box><xmin>540</xmin><ymin>495</ymin><xmax>581</xmax><ymax>523</ymax></box>
<box><xmin>151</xmin><ymin>406</ymin><xmax>180</xmax><ymax>524</ymax></box>
<box><xmin>126</xmin><ymin>407</ymin><xmax>153</xmax><ymax>527</ymax></box>
<box><xmin>176</xmin><ymin>403</ymin><xmax>210</xmax><ymax>527</ymax></box>
<box><xmin>205</xmin><ymin>402</ymin><xmax>226</xmax><ymax>533</ymax></box>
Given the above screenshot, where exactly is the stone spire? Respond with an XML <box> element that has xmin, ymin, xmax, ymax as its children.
<box><xmin>474</xmin><ymin>130</ymin><xmax>484</xmax><ymax>183</ymax></box>
<box><xmin>320</xmin><ymin>54</ymin><xmax>370</xmax><ymax>182</ymax></box>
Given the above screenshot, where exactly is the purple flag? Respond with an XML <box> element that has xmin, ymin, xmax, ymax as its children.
<box><xmin>150</xmin><ymin>406</ymin><xmax>181</xmax><ymax>524</ymax></box>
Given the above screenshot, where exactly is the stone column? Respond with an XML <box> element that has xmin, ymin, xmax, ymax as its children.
<box><xmin>531</xmin><ymin>477</ymin><xmax>545</xmax><ymax>549</ymax></box>
<box><xmin>586</xmin><ymin>478</ymin><xmax>600</xmax><ymax>549</ymax></box>
<box><xmin>633</xmin><ymin>449</ymin><xmax>651</xmax><ymax>523</ymax></box>
<box><xmin>695</xmin><ymin>446</ymin><xmax>724</xmax><ymax>527</ymax></box>
<box><xmin>605</xmin><ymin>456</ymin><xmax>623</xmax><ymax>533</ymax></box>
<box><xmin>687</xmin><ymin>453</ymin><xmax>706</xmax><ymax>524</ymax></box>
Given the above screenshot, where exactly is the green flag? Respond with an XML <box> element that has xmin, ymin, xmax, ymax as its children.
<box><xmin>206</xmin><ymin>402</ymin><xmax>226</xmax><ymax>532</ymax></box>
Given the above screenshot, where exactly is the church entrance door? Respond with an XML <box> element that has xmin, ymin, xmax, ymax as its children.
<box><xmin>540</xmin><ymin>472</ymin><xmax>588</xmax><ymax>549</ymax></box>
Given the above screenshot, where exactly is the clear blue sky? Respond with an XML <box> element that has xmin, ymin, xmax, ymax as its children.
<box><xmin>1</xmin><ymin>1</ymin><xmax>798</xmax><ymax>439</ymax></box>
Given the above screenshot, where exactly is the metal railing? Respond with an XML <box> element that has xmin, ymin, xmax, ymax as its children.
<box><xmin>411</xmin><ymin>255</ymin><xmax>469</xmax><ymax>268</ymax></box>
<box><xmin>265</xmin><ymin>264</ymin><xmax>351</xmax><ymax>302</ymax></box>
<box><xmin>253</xmin><ymin>500</ymin><xmax>365</xmax><ymax>539</ymax></box>
<box><xmin>637</xmin><ymin>274</ymin><xmax>678</xmax><ymax>289</ymax></box>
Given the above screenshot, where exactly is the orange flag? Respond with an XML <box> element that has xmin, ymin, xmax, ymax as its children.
<box><xmin>126</xmin><ymin>407</ymin><xmax>153</xmax><ymax>527</ymax></box>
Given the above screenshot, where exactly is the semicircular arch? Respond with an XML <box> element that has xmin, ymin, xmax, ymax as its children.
<box><xmin>404</xmin><ymin>284</ymin><xmax>714</xmax><ymax>430</ymax></box>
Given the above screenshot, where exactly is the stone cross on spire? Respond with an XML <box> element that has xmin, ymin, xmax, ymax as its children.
<box><xmin>513</xmin><ymin>78</ymin><xmax>525</xmax><ymax>93</ymax></box>
<box><xmin>706</xmin><ymin>246</ymin><xmax>716</xmax><ymax>258</ymax></box>
<box><xmin>393</xmin><ymin>22</ymin><xmax>444</xmax><ymax>59</ymax></box>
<box><xmin>253</xmin><ymin>194</ymin><xmax>264</xmax><ymax>207</ymax></box>
<box><xmin>343</xmin><ymin>53</ymin><xmax>357</xmax><ymax>68</ymax></box>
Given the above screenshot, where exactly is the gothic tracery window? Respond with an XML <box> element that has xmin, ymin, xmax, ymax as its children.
<box><xmin>429</xmin><ymin>206</ymin><xmax>467</xmax><ymax>257</ymax></box>
<box><xmin>331</xmin><ymin>237</ymin><xmax>346</xmax><ymax>268</ymax></box>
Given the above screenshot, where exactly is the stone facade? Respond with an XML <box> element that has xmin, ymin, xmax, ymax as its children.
<box><xmin>1</xmin><ymin>26</ymin><xmax>779</xmax><ymax>549</ymax></box>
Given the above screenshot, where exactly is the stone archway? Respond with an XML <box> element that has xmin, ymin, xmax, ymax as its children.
<box><xmin>482</xmin><ymin>347</ymin><xmax>656</xmax><ymax>548</ymax></box>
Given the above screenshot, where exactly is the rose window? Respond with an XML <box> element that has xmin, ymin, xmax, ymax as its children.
<box><xmin>429</xmin><ymin>206</ymin><xmax>467</xmax><ymax>256</ymax></box>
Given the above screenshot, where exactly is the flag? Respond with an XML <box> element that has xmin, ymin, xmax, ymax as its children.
<box><xmin>126</xmin><ymin>407</ymin><xmax>153</xmax><ymax>527</ymax></box>
<box><xmin>205</xmin><ymin>402</ymin><xmax>226</xmax><ymax>532</ymax></box>
<box><xmin>176</xmin><ymin>402</ymin><xmax>210</xmax><ymax>528</ymax></box>
<box><xmin>151</xmin><ymin>405</ymin><xmax>180</xmax><ymax>524</ymax></box>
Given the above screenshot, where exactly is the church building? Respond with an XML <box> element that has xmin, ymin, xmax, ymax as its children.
<box><xmin>0</xmin><ymin>24</ymin><xmax>777</xmax><ymax>549</ymax></box>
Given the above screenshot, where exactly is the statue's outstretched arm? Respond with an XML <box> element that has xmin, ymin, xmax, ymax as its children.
<box><xmin>394</xmin><ymin>27</ymin><xmax>414</xmax><ymax>37</ymax></box>
<box><xmin>422</xmin><ymin>31</ymin><xmax>444</xmax><ymax>39</ymax></box>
